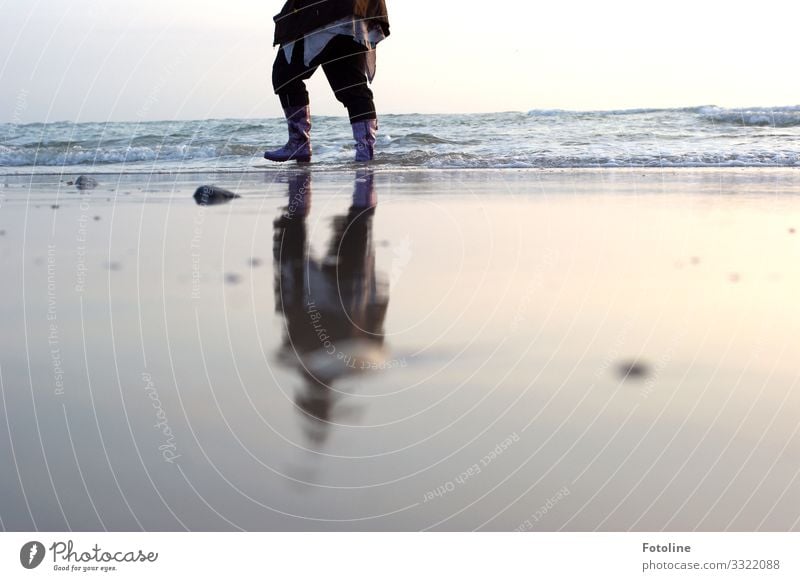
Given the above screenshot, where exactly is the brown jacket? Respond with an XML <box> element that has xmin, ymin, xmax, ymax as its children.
<box><xmin>273</xmin><ymin>0</ymin><xmax>390</xmax><ymax>45</ymax></box>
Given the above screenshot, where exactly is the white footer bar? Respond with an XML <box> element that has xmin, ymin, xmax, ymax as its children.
<box><xmin>1</xmin><ymin>533</ymin><xmax>798</xmax><ymax>580</ymax></box>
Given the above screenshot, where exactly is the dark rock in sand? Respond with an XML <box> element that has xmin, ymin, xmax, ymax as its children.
<box><xmin>51</xmin><ymin>204</ymin><xmax>60</xmax><ymax>209</ymax></box>
<box><xmin>617</xmin><ymin>360</ymin><xmax>650</xmax><ymax>380</ymax></box>
<box><xmin>75</xmin><ymin>176</ymin><xmax>99</xmax><ymax>190</ymax></box>
<box><xmin>194</xmin><ymin>185</ymin><xmax>240</xmax><ymax>206</ymax></box>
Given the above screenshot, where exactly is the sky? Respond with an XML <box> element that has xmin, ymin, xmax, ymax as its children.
<box><xmin>1</xmin><ymin>0</ymin><xmax>798</xmax><ymax>123</ymax></box>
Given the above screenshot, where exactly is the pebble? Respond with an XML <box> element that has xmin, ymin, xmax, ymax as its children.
<box><xmin>75</xmin><ymin>176</ymin><xmax>99</xmax><ymax>190</ymax></box>
<box><xmin>194</xmin><ymin>185</ymin><xmax>240</xmax><ymax>206</ymax></box>
<box><xmin>617</xmin><ymin>360</ymin><xmax>650</xmax><ymax>380</ymax></box>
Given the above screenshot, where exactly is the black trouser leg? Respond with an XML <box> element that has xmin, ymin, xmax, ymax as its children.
<box><xmin>320</xmin><ymin>36</ymin><xmax>376</xmax><ymax>122</ymax></box>
<box><xmin>272</xmin><ymin>39</ymin><xmax>317</xmax><ymax>109</ymax></box>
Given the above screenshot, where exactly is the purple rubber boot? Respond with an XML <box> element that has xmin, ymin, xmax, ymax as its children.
<box><xmin>264</xmin><ymin>105</ymin><xmax>311</xmax><ymax>163</ymax></box>
<box><xmin>351</xmin><ymin>119</ymin><xmax>378</xmax><ymax>162</ymax></box>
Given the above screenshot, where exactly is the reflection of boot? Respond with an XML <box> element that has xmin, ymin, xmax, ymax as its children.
<box><xmin>352</xmin><ymin>168</ymin><xmax>376</xmax><ymax>210</ymax></box>
<box><xmin>264</xmin><ymin>106</ymin><xmax>312</xmax><ymax>163</ymax></box>
<box><xmin>285</xmin><ymin>171</ymin><xmax>312</xmax><ymax>219</ymax></box>
<box><xmin>351</xmin><ymin>119</ymin><xmax>377</xmax><ymax>162</ymax></box>
<box><xmin>273</xmin><ymin>172</ymin><xmax>311</xmax><ymax>238</ymax></box>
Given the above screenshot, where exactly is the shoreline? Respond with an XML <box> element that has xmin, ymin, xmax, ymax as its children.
<box><xmin>2</xmin><ymin>166</ymin><xmax>799</xmax><ymax>192</ymax></box>
<box><xmin>3</xmin><ymin>165</ymin><xmax>800</xmax><ymax>177</ymax></box>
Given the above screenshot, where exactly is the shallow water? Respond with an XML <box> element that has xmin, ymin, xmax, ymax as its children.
<box><xmin>1</xmin><ymin>169</ymin><xmax>799</xmax><ymax>531</ymax></box>
<box><xmin>2</xmin><ymin>107</ymin><xmax>800</xmax><ymax>174</ymax></box>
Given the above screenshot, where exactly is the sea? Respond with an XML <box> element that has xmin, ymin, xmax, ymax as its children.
<box><xmin>1</xmin><ymin>105</ymin><xmax>799</xmax><ymax>174</ymax></box>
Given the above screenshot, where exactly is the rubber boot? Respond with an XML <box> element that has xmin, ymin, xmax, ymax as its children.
<box><xmin>264</xmin><ymin>105</ymin><xmax>311</xmax><ymax>163</ymax></box>
<box><xmin>351</xmin><ymin>119</ymin><xmax>378</xmax><ymax>162</ymax></box>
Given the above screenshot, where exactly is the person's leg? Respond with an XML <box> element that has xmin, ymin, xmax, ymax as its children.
<box><xmin>266</xmin><ymin>41</ymin><xmax>317</xmax><ymax>162</ymax></box>
<box><xmin>319</xmin><ymin>36</ymin><xmax>376</xmax><ymax>122</ymax></box>
<box><xmin>272</xmin><ymin>41</ymin><xmax>317</xmax><ymax>108</ymax></box>
<box><xmin>319</xmin><ymin>36</ymin><xmax>379</xmax><ymax>161</ymax></box>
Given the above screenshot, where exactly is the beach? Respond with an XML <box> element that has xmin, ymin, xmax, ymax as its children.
<box><xmin>1</xmin><ymin>167</ymin><xmax>799</xmax><ymax>531</ymax></box>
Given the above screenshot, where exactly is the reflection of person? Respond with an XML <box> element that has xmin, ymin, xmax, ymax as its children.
<box><xmin>273</xmin><ymin>170</ymin><xmax>388</xmax><ymax>444</ymax></box>
<box><xmin>264</xmin><ymin>1</ymin><xmax>391</xmax><ymax>164</ymax></box>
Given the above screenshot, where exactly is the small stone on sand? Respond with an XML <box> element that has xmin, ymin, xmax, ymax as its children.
<box><xmin>193</xmin><ymin>185</ymin><xmax>240</xmax><ymax>206</ymax></box>
<box><xmin>617</xmin><ymin>360</ymin><xmax>650</xmax><ymax>380</ymax></box>
<box><xmin>75</xmin><ymin>176</ymin><xmax>99</xmax><ymax>190</ymax></box>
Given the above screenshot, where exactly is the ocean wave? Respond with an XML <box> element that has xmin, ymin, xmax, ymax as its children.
<box><xmin>1</xmin><ymin>146</ymin><xmax>797</xmax><ymax>171</ymax></box>
<box><xmin>526</xmin><ymin>105</ymin><xmax>800</xmax><ymax>127</ymax></box>
<box><xmin>373</xmin><ymin>151</ymin><xmax>800</xmax><ymax>169</ymax></box>
<box><xmin>697</xmin><ymin>106</ymin><xmax>800</xmax><ymax>127</ymax></box>
<box><xmin>0</xmin><ymin>144</ymin><xmax>261</xmax><ymax>167</ymax></box>
<box><xmin>386</xmin><ymin>132</ymin><xmax>475</xmax><ymax>146</ymax></box>
<box><xmin>2</xmin><ymin>110</ymin><xmax>799</xmax><ymax>172</ymax></box>
<box><xmin>527</xmin><ymin>106</ymin><xmax>702</xmax><ymax>117</ymax></box>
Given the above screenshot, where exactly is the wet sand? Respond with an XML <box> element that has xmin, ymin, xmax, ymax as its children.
<box><xmin>1</xmin><ymin>168</ymin><xmax>799</xmax><ymax>531</ymax></box>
